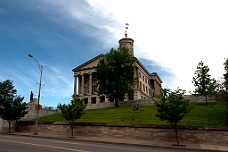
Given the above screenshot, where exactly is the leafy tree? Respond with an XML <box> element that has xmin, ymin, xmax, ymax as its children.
<box><xmin>192</xmin><ymin>61</ymin><xmax>217</xmax><ymax>105</ymax></box>
<box><xmin>1</xmin><ymin>96</ymin><xmax>28</xmax><ymax>132</ymax></box>
<box><xmin>155</xmin><ymin>88</ymin><xmax>191</xmax><ymax>146</ymax></box>
<box><xmin>57</xmin><ymin>97</ymin><xmax>86</xmax><ymax>137</ymax></box>
<box><xmin>0</xmin><ymin>79</ymin><xmax>16</xmax><ymax>106</ymax></box>
<box><xmin>96</xmin><ymin>47</ymin><xmax>136</xmax><ymax>107</ymax></box>
<box><xmin>13</xmin><ymin>96</ymin><xmax>28</xmax><ymax>131</ymax></box>
<box><xmin>224</xmin><ymin>58</ymin><xmax>228</xmax><ymax>90</ymax></box>
<box><xmin>0</xmin><ymin>80</ymin><xmax>28</xmax><ymax>132</ymax></box>
<box><xmin>215</xmin><ymin>58</ymin><xmax>228</xmax><ymax>125</ymax></box>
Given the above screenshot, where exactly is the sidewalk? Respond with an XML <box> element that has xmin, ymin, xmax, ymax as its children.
<box><xmin>2</xmin><ymin>132</ymin><xmax>228</xmax><ymax>152</ymax></box>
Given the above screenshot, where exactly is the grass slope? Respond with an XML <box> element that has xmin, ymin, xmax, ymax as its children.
<box><xmin>38</xmin><ymin>102</ymin><xmax>227</xmax><ymax>127</ymax></box>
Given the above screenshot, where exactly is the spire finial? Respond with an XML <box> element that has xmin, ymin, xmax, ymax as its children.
<box><xmin>125</xmin><ymin>23</ymin><xmax>129</xmax><ymax>38</ymax></box>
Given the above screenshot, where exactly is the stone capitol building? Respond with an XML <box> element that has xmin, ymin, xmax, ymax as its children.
<box><xmin>72</xmin><ymin>32</ymin><xmax>162</xmax><ymax>106</ymax></box>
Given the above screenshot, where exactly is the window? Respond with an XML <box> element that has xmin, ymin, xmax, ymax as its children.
<box><xmin>140</xmin><ymin>81</ymin><xmax>142</xmax><ymax>90</ymax></box>
<box><xmin>91</xmin><ymin>97</ymin><xmax>96</xmax><ymax>104</ymax></box>
<box><xmin>100</xmin><ymin>96</ymin><xmax>105</xmax><ymax>103</ymax></box>
<box><xmin>84</xmin><ymin>98</ymin><xmax>88</xmax><ymax>104</ymax></box>
<box><xmin>92</xmin><ymin>86</ymin><xmax>97</xmax><ymax>93</ymax></box>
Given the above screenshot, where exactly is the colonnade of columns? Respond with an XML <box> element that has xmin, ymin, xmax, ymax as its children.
<box><xmin>73</xmin><ymin>68</ymin><xmax>160</xmax><ymax>102</ymax></box>
<box><xmin>74</xmin><ymin>72</ymin><xmax>96</xmax><ymax>96</ymax></box>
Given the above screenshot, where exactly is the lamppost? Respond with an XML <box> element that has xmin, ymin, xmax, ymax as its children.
<box><xmin>28</xmin><ymin>54</ymin><xmax>43</xmax><ymax>135</ymax></box>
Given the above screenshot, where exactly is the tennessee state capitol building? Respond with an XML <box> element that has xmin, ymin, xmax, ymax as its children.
<box><xmin>72</xmin><ymin>30</ymin><xmax>162</xmax><ymax>105</ymax></box>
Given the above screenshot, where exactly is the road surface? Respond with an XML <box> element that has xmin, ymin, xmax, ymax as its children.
<box><xmin>0</xmin><ymin>134</ymin><xmax>204</xmax><ymax>152</ymax></box>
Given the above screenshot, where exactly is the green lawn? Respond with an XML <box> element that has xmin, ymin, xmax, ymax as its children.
<box><xmin>38</xmin><ymin>102</ymin><xmax>227</xmax><ymax>127</ymax></box>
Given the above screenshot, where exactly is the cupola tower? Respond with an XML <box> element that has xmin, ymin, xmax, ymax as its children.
<box><xmin>118</xmin><ymin>23</ymin><xmax>134</xmax><ymax>56</ymax></box>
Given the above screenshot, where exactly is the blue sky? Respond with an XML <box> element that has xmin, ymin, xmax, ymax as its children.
<box><xmin>1</xmin><ymin>0</ymin><xmax>228</xmax><ymax>107</ymax></box>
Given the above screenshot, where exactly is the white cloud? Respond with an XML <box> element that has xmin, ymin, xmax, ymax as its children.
<box><xmin>85</xmin><ymin>0</ymin><xmax>228</xmax><ymax>93</ymax></box>
<box><xmin>2</xmin><ymin>0</ymin><xmax>227</xmax><ymax>109</ymax></box>
<box><xmin>32</xmin><ymin>0</ymin><xmax>226</xmax><ymax>93</ymax></box>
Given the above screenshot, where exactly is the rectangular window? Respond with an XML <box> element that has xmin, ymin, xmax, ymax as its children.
<box><xmin>140</xmin><ymin>81</ymin><xmax>142</xmax><ymax>90</ymax></box>
<box><xmin>100</xmin><ymin>96</ymin><xmax>105</xmax><ymax>103</ymax></box>
<box><xmin>92</xmin><ymin>86</ymin><xmax>97</xmax><ymax>93</ymax></box>
<box><xmin>91</xmin><ymin>97</ymin><xmax>96</xmax><ymax>104</ymax></box>
<box><xmin>84</xmin><ymin>98</ymin><xmax>88</xmax><ymax>104</ymax></box>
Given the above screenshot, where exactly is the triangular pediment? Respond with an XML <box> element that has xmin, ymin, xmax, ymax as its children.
<box><xmin>72</xmin><ymin>54</ymin><xmax>105</xmax><ymax>72</ymax></box>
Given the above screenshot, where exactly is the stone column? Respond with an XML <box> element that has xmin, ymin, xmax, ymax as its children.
<box><xmin>89</xmin><ymin>73</ymin><xmax>92</xmax><ymax>95</ymax></box>
<box><xmin>74</xmin><ymin>75</ymin><xmax>77</xmax><ymax>95</ymax></box>
<box><xmin>78</xmin><ymin>76</ymin><xmax>81</xmax><ymax>94</ymax></box>
<box><xmin>88</xmin><ymin>97</ymin><xmax>92</xmax><ymax>104</ymax></box>
<box><xmin>81</xmin><ymin>74</ymin><xmax>84</xmax><ymax>95</ymax></box>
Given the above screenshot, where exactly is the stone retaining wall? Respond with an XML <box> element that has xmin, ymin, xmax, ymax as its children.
<box><xmin>17</xmin><ymin>122</ymin><xmax>228</xmax><ymax>145</ymax></box>
<box><xmin>86</xmin><ymin>100</ymin><xmax>153</xmax><ymax>109</ymax></box>
<box><xmin>0</xmin><ymin>108</ymin><xmax>58</xmax><ymax>132</ymax></box>
<box><xmin>184</xmin><ymin>95</ymin><xmax>216</xmax><ymax>102</ymax></box>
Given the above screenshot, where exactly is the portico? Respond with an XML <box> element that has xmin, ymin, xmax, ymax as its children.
<box><xmin>72</xmin><ymin>54</ymin><xmax>108</xmax><ymax>104</ymax></box>
<box><xmin>74</xmin><ymin>72</ymin><xmax>97</xmax><ymax>95</ymax></box>
<box><xmin>74</xmin><ymin>72</ymin><xmax>99</xmax><ymax>103</ymax></box>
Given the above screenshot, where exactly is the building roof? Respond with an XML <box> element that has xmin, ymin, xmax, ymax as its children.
<box><xmin>72</xmin><ymin>53</ymin><xmax>162</xmax><ymax>83</ymax></box>
<box><xmin>72</xmin><ymin>53</ymin><xmax>105</xmax><ymax>72</ymax></box>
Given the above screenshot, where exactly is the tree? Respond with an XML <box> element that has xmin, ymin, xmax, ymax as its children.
<box><xmin>214</xmin><ymin>58</ymin><xmax>228</xmax><ymax>125</ymax></box>
<box><xmin>0</xmin><ymin>80</ymin><xmax>28</xmax><ymax>132</ymax></box>
<box><xmin>96</xmin><ymin>47</ymin><xmax>136</xmax><ymax>107</ymax></box>
<box><xmin>1</xmin><ymin>96</ymin><xmax>28</xmax><ymax>132</ymax></box>
<box><xmin>192</xmin><ymin>61</ymin><xmax>217</xmax><ymax>105</ymax></box>
<box><xmin>0</xmin><ymin>79</ymin><xmax>16</xmax><ymax>106</ymax></box>
<box><xmin>224</xmin><ymin>58</ymin><xmax>228</xmax><ymax>90</ymax></box>
<box><xmin>12</xmin><ymin>96</ymin><xmax>28</xmax><ymax>131</ymax></box>
<box><xmin>155</xmin><ymin>88</ymin><xmax>191</xmax><ymax>146</ymax></box>
<box><xmin>57</xmin><ymin>97</ymin><xmax>86</xmax><ymax>137</ymax></box>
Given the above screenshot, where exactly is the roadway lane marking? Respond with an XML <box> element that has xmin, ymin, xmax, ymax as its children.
<box><xmin>0</xmin><ymin>139</ymin><xmax>89</xmax><ymax>152</ymax></box>
<box><xmin>54</xmin><ymin>141</ymin><xmax>81</xmax><ymax>145</ymax></box>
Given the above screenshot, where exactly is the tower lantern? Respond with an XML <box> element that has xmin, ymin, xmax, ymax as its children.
<box><xmin>119</xmin><ymin>23</ymin><xmax>134</xmax><ymax>56</ymax></box>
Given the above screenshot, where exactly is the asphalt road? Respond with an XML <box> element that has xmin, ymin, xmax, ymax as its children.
<box><xmin>0</xmin><ymin>134</ymin><xmax>204</xmax><ymax>152</ymax></box>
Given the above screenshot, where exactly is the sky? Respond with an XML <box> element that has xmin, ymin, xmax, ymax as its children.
<box><xmin>0</xmin><ymin>0</ymin><xmax>228</xmax><ymax>108</ymax></box>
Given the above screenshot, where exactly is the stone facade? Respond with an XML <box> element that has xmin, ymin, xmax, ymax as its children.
<box><xmin>72</xmin><ymin>33</ymin><xmax>162</xmax><ymax>105</ymax></box>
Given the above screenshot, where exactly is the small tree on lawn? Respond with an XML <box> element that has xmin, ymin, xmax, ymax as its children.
<box><xmin>96</xmin><ymin>47</ymin><xmax>136</xmax><ymax>107</ymax></box>
<box><xmin>192</xmin><ymin>61</ymin><xmax>217</xmax><ymax>105</ymax></box>
<box><xmin>57</xmin><ymin>97</ymin><xmax>86</xmax><ymax>137</ymax></box>
<box><xmin>155</xmin><ymin>88</ymin><xmax>191</xmax><ymax>146</ymax></box>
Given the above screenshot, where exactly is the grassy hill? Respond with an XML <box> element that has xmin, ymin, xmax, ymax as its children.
<box><xmin>38</xmin><ymin>102</ymin><xmax>227</xmax><ymax>127</ymax></box>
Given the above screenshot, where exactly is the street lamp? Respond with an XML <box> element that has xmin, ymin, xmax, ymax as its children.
<box><xmin>28</xmin><ymin>54</ymin><xmax>43</xmax><ymax>135</ymax></box>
